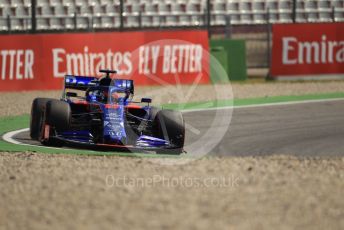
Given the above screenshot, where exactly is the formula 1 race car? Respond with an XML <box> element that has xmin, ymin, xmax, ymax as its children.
<box><xmin>30</xmin><ymin>70</ymin><xmax>185</xmax><ymax>154</ymax></box>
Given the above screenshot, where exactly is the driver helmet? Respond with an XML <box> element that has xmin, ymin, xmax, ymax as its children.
<box><xmin>111</xmin><ymin>90</ymin><xmax>130</xmax><ymax>103</ymax></box>
<box><xmin>89</xmin><ymin>89</ymin><xmax>107</xmax><ymax>103</ymax></box>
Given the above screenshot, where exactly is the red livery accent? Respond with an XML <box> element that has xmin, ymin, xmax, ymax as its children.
<box><xmin>126</xmin><ymin>104</ymin><xmax>142</xmax><ymax>109</ymax></box>
<box><xmin>73</xmin><ymin>100</ymin><xmax>89</xmax><ymax>105</ymax></box>
<box><xmin>96</xmin><ymin>143</ymin><xmax>134</xmax><ymax>148</ymax></box>
<box><xmin>43</xmin><ymin>124</ymin><xmax>50</xmax><ymax>140</ymax></box>
<box><xmin>104</xmin><ymin>104</ymin><xmax>120</xmax><ymax>109</ymax></box>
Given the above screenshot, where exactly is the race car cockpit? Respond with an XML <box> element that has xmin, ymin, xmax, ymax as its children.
<box><xmin>86</xmin><ymin>87</ymin><xmax>131</xmax><ymax>104</ymax></box>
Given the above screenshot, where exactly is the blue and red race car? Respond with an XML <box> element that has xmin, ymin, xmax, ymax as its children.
<box><xmin>30</xmin><ymin>70</ymin><xmax>185</xmax><ymax>154</ymax></box>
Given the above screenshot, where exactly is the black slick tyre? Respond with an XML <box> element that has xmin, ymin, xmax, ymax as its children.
<box><xmin>30</xmin><ymin>98</ymin><xmax>51</xmax><ymax>140</ymax></box>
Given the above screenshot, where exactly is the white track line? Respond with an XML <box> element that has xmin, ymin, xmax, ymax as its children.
<box><xmin>3</xmin><ymin>128</ymin><xmax>30</xmax><ymax>145</ymax></box>
<box><xmin>182</xmin><ymin>97</ymin><xmax>344</xmax><ymax>113</ymax></box>
<box><xmin>2</xmin><ymin>128</ymin><xmax>66</xmax><ymax>150</ymax></box>
<box><xmin>3</xmin><ymin>97</ymin><xmax>344</xmax><ymax>146</ymax></box>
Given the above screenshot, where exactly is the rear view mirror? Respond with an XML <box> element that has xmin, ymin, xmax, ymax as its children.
<box><xmin>66</xmin><ymin>92</ymin><xmax>78</xmax><ymax>97</ymax></box>
<box><xmin>141</xmin><ymin>98</ymin><xmax>152</xmax><ymax>103</ymax></box>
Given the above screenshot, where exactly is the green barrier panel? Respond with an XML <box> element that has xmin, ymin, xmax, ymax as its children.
<box><xmin>210</xmin><ymin>39</ymin><xmax>247</xmax><ymax>82</ymax></box>
<box><xmin>210</xmin><ymin>46</ymin><xmax>229</xmax><ymax>83</ymax></box>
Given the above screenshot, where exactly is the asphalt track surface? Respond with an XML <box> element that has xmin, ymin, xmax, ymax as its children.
<box><xmin>12</xmin><ymin>100</ymin><xmax>344</xmax><ymax>157</ymax></box>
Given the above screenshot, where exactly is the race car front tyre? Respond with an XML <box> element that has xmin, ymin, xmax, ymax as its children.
<box><xmin>40</xmin><ymin>100</ymin><xmax>71</xmax><ymax>146</ymax></box>
<box><xmin>45</xmin><ymin>100</ymin><xmax>71</xmax><ymax>131</ymax></box>
<box><xmin>30</xmin><ymin>98</ymin><xmax>51</xmax><ymax>140</ymax></box>
<box><xmin>149</xmin><ymin>106</ymin><xmax>161</xmax><ymax>120</ymax></box>
<box><xmin>155</xmin><ymin>110</ymin><xmax>185</xmax><ymax>154</ymax></box>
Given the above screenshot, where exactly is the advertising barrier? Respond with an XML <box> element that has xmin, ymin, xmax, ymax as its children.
<box><xmin>271</xmin><ymin>23</ymin><xmax>344</xmax><ymax>79</ymax></box>
<box><xmin>0</xmin><ymin>30</ymin><xmax>209</xmax><ymax>91</ymax></box>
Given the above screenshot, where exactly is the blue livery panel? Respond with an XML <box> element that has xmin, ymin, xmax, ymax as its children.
<box><xmin>102</xmin><ymin>105</ymin><xmax>127</xmax><ymax>144</ymax></box>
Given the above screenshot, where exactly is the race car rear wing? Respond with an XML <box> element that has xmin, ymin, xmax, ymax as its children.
<box><xmin>112</xmin><ymin>78</ymin><xmax>134</xmax><ymax>94</ymax></box>
<box><xmin>63</xmin><ymin>75</ymin><xmax>134</xmax><ymax>94</ymax></box>
<box><xmin>64</xmin><ymin>75</ymin><xmax>98</xmax><ymax>90</ymax></box>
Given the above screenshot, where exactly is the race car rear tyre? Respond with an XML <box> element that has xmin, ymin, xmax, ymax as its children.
<box><xmin>155</xmin><ymin>110</ymin><xmax>185</xmax><ymax>154</ymax></box>
<box><xmin>30</xmin><ymin>98</ymin><xmax>51</xmax><ymax>140</ymax></box>
<box><xmin>45</xmin><ymin>100</ymin><xmax>71</xmax><ymax>131</ymax></box>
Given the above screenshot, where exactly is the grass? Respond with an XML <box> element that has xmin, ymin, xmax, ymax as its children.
<box><xmin>1</xmin><ymin>91</ymin><xmax>344</xmax><ymax>156</ymax></box>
